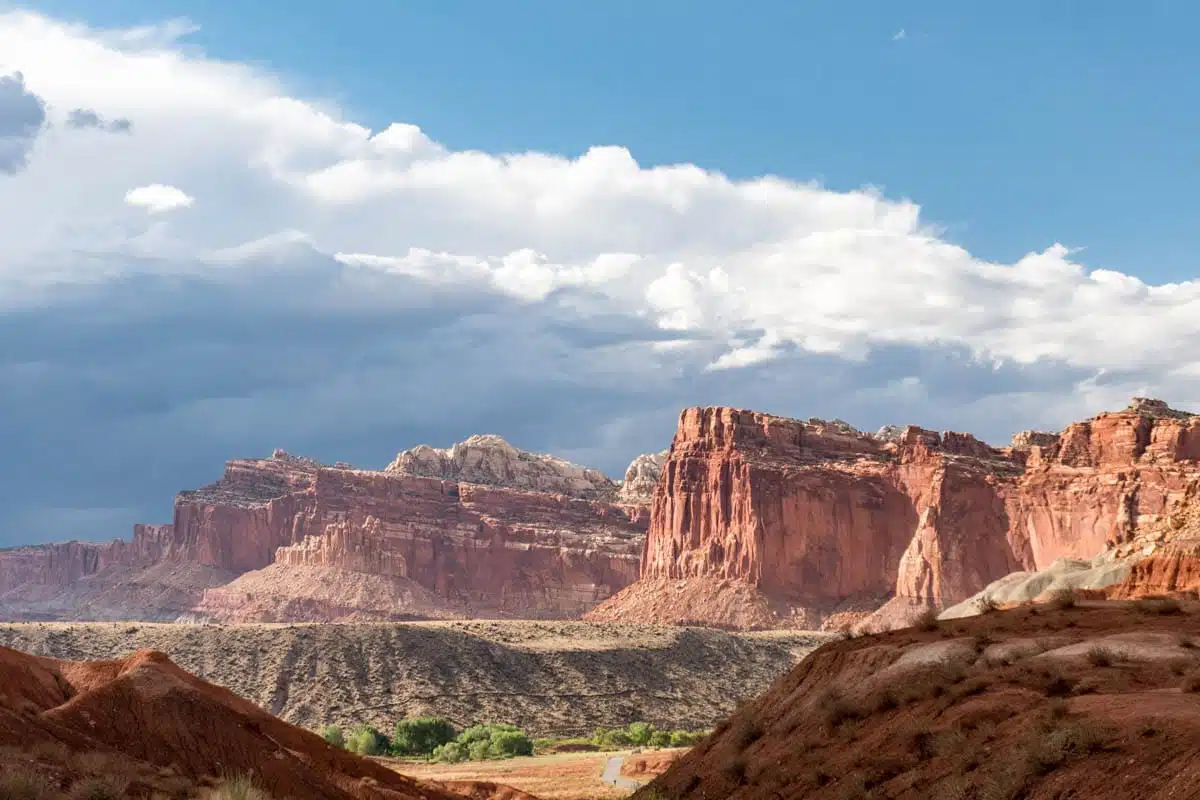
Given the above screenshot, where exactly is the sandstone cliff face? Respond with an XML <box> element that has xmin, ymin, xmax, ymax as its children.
<box><xmin>1</xmin><ymin>438</ymin><xmax>653</xmax><ymax>622</ymax></box>
<box><xmin>590</xmin><ymin>397</ymin><xmax>1200</xmax><ymax>630</ymax></box>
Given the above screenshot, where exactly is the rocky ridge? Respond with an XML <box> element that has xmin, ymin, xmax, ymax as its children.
<box><xmin>589</xmin><ymin>397</ymin><xmax>1200</xmax><ymax>630</ymax></box>
<box><xmin>1</xmin><ymin>438</ymin><xmax>661</xmax><ymax>622</ymax></box>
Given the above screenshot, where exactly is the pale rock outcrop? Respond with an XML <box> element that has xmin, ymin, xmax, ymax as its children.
<box><xmin>617</xmin><ymin>450</ymin><xmax>668</xmax><ymax>504</ymax></box>
<box><xmin>386</xmin><ymin>434</ymin><xmax>619</xmax><ymax>499</ymax></box>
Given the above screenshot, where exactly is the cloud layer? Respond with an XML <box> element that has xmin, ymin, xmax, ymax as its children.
<box><xmin>0</xmin><ymin>9</ymin><xmax>1195</xmax><ymax>544</ymax></box>
<box><xmin>0</xmin><ymin>71</ymin><xmax>45</xmax><ymax>173</ymax></box>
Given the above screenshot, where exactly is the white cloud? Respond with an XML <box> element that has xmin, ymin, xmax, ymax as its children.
<box><xmin>0</xmin><ymin>5</ymin><xmax>1196</xmax><ymax>516</ymax></box>
<box><xmin>893</xmin><ymin>29</ymin><xmax>907</xmax><ymax>41</ymax></box>
<box><xmin>124</xmin><ymin>183</ymin><xmax>193</xmax><ymax>213</ymax></box>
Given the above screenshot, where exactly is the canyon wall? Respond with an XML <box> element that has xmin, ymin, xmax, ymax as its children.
<box><xmin>588</xmin><ymin>397</ymin><xmax>1200</xmax><ymax>629</ymax></box>
<box><xmin>1</xmin><ymin>441</ymin><xmax>651</xmax><ymax>622</ymax></box>
<box><xmin>6</xmin><ymin>398</ymin><xmax>1198</xmax><ymax>627</ymax></box>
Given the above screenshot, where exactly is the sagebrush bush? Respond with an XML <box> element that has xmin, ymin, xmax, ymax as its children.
<box><xmin>1047</xmin><ymin>589</ymin><xmax>1078</xmax><ymax>611</ymax></box>
<box><xmin>1135</xmin><ymin>596</ymin><xmax>1182</xmax><ymax>615</ymax></box>
<box><xmin>206</xmin><ymin>774</ymin><xmax>271</xmax><ymax>800</ymax></box>
<box><xmin>320</xmin><ymin>726</ymin><xmax>344</xmax><ymax>748</ymax></box>
<box><xmin>914</xmin><ymin>608</ymin><xmax>940</xmax><ymax>632</ymax></box>
<box><xmin>0</xmin><ymin>770</ymin><xmax>52</xmax><ymax>800</ymax></box>
<box><xmin>1085</xmin><ymin>645</ymin><xmax>1116</xmax><ymax>667</ymax></box>
<box><xmin>67</xmin><ymin>778</ymin><xmax>124</xmax><ymax>800</ymax></box>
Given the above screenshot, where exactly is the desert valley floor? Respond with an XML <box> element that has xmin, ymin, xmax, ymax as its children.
<box><xmin>0</xmin><ymin>620</ymin><xmax>828</xmax><ymax>735</ymax></box>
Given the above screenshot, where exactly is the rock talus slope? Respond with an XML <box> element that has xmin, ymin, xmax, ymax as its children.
<box><xmin>590</xmin><ymin>398</ymin><xmax>1200</xmax><ymax>630</ymax></box>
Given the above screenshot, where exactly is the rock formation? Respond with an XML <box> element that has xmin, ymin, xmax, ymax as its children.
<box><xmin>387</xmin><ymin>434</ymin><xmax>619</xmax><ymax>499</ymax></box>
<box><xmin>590</xmin><ymin>397</ymin><xmax>1200</xmax><ymax>630</ymax></box>
<box><xmin>6</xmin><ymin>397</ymin><xmax>1200</xmax><ymax>627</ymax></box>
<box><xmin>1</xmin><ymin>438</ymin><xmax>657</xmax><ymax>622</ymax></box>
<box><xmin>617</xmin><ymin>450</ymin><xmax>668</xmax><ymax>504</ymax></box>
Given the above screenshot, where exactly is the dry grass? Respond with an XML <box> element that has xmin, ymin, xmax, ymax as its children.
<box><xmin>913</xmin><ymin>609</ymin><xmax>940</xmax><ymax>632</ymax></box>
<box><xmin>203</xmin><ymin>774</ymin><xmax>271</xmax><ymax>800</ymax></box>
<box><xmin>1134</xmin><ymin>596</ymin><xmax>1183</xmax><ymax>615</ymax></box>
<box><xmin>0</xmin><ymin>770</ymin><xmax>53</xmax><ymax>800</ymax></box>
<box><xmin>1047</xmin><ymin>589</ymin><xmax>1078</xmax><ymax>611</ymax></box>
<box><xmin>397</xmin><ymin>750</ymin><xmax>633</xmax><ymax>800</ymax></box>
<box><xmin>1085</xmin><ymin>645</ymin><xmax>1117</xmax><ymax>667</ymax></box>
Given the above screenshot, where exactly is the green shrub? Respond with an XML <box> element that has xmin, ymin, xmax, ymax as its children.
<box><xmin>433</xmin><ymin>742</ymin><xmax>467</xmax><ymax>763</ymax></box>
<box><xmin>491</xmin><ymin>729</ymin><xmax>534</xmax><ymax>758</ymax></box>
<box><xmin>668</xmin><ymin>730</ymin><xmax>704</xmax><ymax>747</ymax></box>
<box><xmin>627</xmin><ymin>722</ymin><xmax>654</xmax><ymax>746</ymax></box>
<box><xmin>320</xmin><ymin>726</ymin><xmax>345</xmax><ymax>748</ymax></box>
<box><xmin>592</xmin><ymin>727</ymin><xmax>633</xmax><ymax>748</ymax></box>
<box><xmin>648</xmin><ymin>730</ymin><xmax>671</xmax><ymax>748</ymax></box>
<box><xmin>392</xmin><ymin>717</ymin><xmax>457</xmax><ymax>758</ymax></box>
<box><xmin>433</xmin><ymin>723</ymin><xmax>535</xmax><ymax>762</ymax></box>
<box><xmin>346</xmin><ymin>725</ymin><xmax>388</xmax><ymax>756</ymax></box>
<box><xmin>467</xmin><ymin>739</ymin><xmax>492</xmax><ymax>761</ymax></box>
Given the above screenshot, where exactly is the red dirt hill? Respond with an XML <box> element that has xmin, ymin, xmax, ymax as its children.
<box><xmin>635</xmin><ymin>597</ymin><xmax>1200</xmax><ymax>799</ymax></box>
<box><xmin>0</xmin><ymin>645</ymin><xmax>468</xmax><ymax>800</ymax></box>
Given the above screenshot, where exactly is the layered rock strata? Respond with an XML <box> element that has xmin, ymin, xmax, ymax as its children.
<box><xmin>1</xmin><ymin>440</ymin><xmax>652</xmax><ymax>621</ymax></box>
<box><xmin>589</xmin><ymin>397</ymin><xmax>1200</xmax><ymax>629</ymax></box>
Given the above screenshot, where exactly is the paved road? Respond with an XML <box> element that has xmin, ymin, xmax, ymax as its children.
<box><xmin>601</xmin><ymin>755</ymin><xmax>644</xmax><ymax>792</ymax></box>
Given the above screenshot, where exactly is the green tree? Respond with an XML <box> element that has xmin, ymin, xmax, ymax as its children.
<box><xmin>468</xmin><ymin>739</ymin><xmax>492</xmax><ymax>761</ymax></box>
<box><xmin>490</xmin><ymin>729</ymin><xmax>534</xmax><ymax>758</ymax></box>
<box><xmin>434</xmin><ymin>742</ymin><xmax>467</xmax><ymax>763</ymax></box>
<box><xmin>627</xmin><ymin>722</ymin><xmax>654</xmax><ymax>746</ymax></box>
<box><xmin>648</xmin><ymin>730</ymin><xmax>671</xmax><ymax>748</ymax></box>
<box><xmin>392</xmin><ymin>717</ymin><xmax>457</xmax><ymax>758</ymax></box>
<box><xmin>668</xmin><ymin>730</ymin><xmax>703</xmax><ymax>747</ymax></box>
<box><xmin>321</xmin><ymin>726</ymin><xmax>345</xmax><ymax>748</ymax></box>
<box><xmin>346</xmin><ymin>725</ymin><xmax>387</xmax><ymax>756</ymax></box>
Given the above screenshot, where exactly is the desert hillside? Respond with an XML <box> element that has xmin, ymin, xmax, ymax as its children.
<box><xmin>0</xmin><ymin>646</ymin><xmax>462</xmax><ymax>800</ymax></box>
<box><xmin>0</xmin><ymin>620</ymin><xmax>828</xmax><ymax>736</ymax></box>
<box><xmin>637</xmin><ymin>595</ymin><xmax>1200</xmax><ymax>799</ymax></box>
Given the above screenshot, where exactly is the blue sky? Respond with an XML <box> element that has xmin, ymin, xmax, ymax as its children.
<box><xmin>0</xmin><ymin>3</ymin><xmax>1198</xmax><ymax>544</ymax></box>
<box><xmin>20</xmin><ymin>0</ymin><xmax>1200</xmax><ymax>279</ymax></box>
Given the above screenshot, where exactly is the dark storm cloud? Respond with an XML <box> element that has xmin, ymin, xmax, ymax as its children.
<box><xmin>0</xmin><ymin>247</ymin><xmax>1113</xmax><ymax>546</ymax></box>
<box><xmin>0</xmin><ymin>72</ymin><xmax>46</xmax><ymax>174</ymax></box>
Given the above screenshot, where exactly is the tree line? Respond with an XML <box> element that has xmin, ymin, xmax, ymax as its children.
<box><xmin>320</xmin><ymin>718</ymin><xmax>708</xmax><ymax>762</ymax></box>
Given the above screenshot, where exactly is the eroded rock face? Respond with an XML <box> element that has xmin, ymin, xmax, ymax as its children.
<box><xmin>386</xmin><ymin>434</ymin><xmax>619</xmax><ymax>499</ymax></box>
<box><xmin>0</xmin><ymin>524</ymin><xmax>170</xmax><ymax>605</ymax></box>
<box><xmin>590</xmin><ymin>398</ymin><xmax>1200</xmax><ymax>630</ymax></box>
<box><xmin>617</xmin><ymin>450</ymin><xmax>668</xmax><ymax>504</ymax></box>
<box><xmin>2</xmin><ymin>444</ymin><xmax>648</xmax><ymax>621</ymax></box>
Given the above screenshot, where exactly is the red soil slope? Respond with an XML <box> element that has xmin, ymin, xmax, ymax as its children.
<box><xmin>636</xmin><ymin>599</ymin><xmax>1200</xmax><ymax>799</ymax></box>
<box><xmin>0</xmin><ymin>645</ymin><xmax>466</xmax><ymax>800</ymax></box>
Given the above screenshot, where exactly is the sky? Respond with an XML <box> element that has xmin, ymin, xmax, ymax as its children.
<box><xmin>1</xmin><ymin>2</ymin><xmax>1198</xmax><ymax>545</ymax></box>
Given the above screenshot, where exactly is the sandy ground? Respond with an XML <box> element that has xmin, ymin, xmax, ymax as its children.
<box><xmin>394</xmin><ymin>750</ymin><xmax>651</xmax><ymax>800</ymax></box>
<box><xmin>0</xmin><ymin>620</ymin><xmax>830</xmax><ymax>735</ymax></box>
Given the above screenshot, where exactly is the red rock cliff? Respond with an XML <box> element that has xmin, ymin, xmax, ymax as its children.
<box><xmin>589</xmin><ymin>397</ymin><xmax>1200</xmax><ymax>629</ymax></box>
